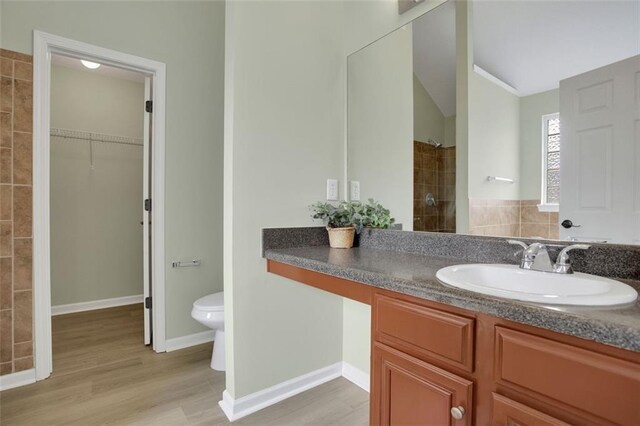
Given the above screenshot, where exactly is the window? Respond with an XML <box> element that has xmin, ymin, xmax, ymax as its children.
<box><xmin>540</xmin><ymin>113</ymin><xmax>560</xmax><ymax>212</ymax></box>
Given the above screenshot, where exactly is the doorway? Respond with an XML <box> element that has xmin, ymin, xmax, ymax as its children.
<box><xmin>33</xmin><ymin>32</ymin><xmax>167</xmax><ymax>381</ymax></box>
<box><xmin>49</xmin><ymin>52</ymin><xmax>149</xmax><ymax>352</ymax></box>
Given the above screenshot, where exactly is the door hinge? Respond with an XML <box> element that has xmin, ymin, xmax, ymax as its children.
<box><xmin>145</xmin><ymin>297</ymin><xmax>152</xmax><ymax>309</ymax></box>
<box><xmin>144</xmin><ymin>199</ymin><xmax>152</xmax><ymax>211</ymax></box>
<box><xmin>145</xmin><ymin>100</ymin><xmax>153</xmax><ymax>113</ymax></box>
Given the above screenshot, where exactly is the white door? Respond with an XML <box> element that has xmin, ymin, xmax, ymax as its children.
<box><xmin>143</xmin><ymin>76</ymin><xmax>153</xmax><ymax>344</ymax></box>
<box><xmin>559</xmin><ymin>55</ymin><xmax>640</xmax><ymax>244</ymax></box>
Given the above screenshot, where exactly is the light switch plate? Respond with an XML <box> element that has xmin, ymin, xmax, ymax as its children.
<box><xmin>326</xmin><ymin>179</ymin><xmax>339</xmax><ymax>201</ymax></box>
<box><xmin>350</xmin><ymin>181</ymin><xmax>360</xmax><ymax>201</ymax></box>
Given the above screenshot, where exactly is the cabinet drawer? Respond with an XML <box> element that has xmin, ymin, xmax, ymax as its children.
<box><xmin>374</xmin><ymin>294</ymin><xmax>474</xmax><ymax>372</ymax></box>
<box><xmin>495</xmin><ymin>327</ymin><xmax>640</xmax><ymax>425</ymax></box>
<box><xmin>492</xmin><ymin>393</ymin><xmax>570</xmax><ymax>426</ymax></box>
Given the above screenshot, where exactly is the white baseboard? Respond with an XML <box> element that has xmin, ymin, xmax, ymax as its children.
<box><xmin>341</xmin><ymin>362</ymin><xmax>370</xmax><ymax>393</ymax></box>
<box><xmin>51</xmin><ymin>294</ymin><xmax>144</xmax><ymax>316</ymax></box>
<box><xmin>0</xmin><ymin>368</ymin><xmax>36</xmax><ymax>391</ymax></box>
<box><xmin>165</xmin><ymin>330</ymin><xmax>215</xmax><ymax>352</ymax></box>
<box><xmin>218</xmin><ymin>362</ymin><xmax>343</xmax><ymax>422</ymax></box>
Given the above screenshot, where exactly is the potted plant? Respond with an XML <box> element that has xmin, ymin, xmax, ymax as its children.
<box><xmin>361</xmin><ymin>199</ymin><xmax>395</xmax><ymax>230</ymax></box>
<box><xmin>310</xmin><ymin>201</ymin><xmax>360</xmax><ymax>248</ymax></box>
<box><xmin>310</xmin><ymin>199</ymin><xmax>394</xmax><ymax>249</ymax></box>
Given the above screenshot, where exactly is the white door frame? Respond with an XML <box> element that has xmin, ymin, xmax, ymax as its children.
<box><xmin>33</xmin><ymin>31</ymin><xmax>167</xmax><ymax>381</ymax></box>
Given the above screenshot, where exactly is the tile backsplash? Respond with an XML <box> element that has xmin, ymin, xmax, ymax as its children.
<box><xmin>469</xmin><ymin>199</ymin><xmax>559</xmax><ymax>239</ymax></box>
<box><xmin>0</xmin><ymin>49</ymin><xmax>33</xmax><ymax>376</ymax></box>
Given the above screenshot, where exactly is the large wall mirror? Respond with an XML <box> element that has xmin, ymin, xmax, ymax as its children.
<box><xmin>347</xmin><ymin>0</ymin><xmax>640</xmax><ymax>244</ymax></box>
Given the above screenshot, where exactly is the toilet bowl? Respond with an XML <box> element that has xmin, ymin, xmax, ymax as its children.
<box><xmin>191</xmin><ymin>291</ymin><xmax>225</xmax><ymax>371</ymax></box>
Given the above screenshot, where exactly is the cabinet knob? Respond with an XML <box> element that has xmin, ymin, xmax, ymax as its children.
<box><xmin>450</xmin><ymin>406</ymin><xmax>465</xmax><ymax>420</ymax></box>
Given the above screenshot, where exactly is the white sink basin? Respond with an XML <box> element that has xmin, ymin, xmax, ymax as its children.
<box><xmin>436</xmin><ymin>264</ymin><xmax>638</xmax><ymax>306</ymax></box>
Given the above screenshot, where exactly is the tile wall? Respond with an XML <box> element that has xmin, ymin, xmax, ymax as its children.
<box><xmin>520</xmin><ymin>200</ymin><xmax>560</xmax><ymax>240</ymax></box>
<box><xmin>469</xmin><ymin>199</ymin><xmax>559</xmax><ymax>239</ymax></box>
<box><xmin>468</xmin><ymin>199</ymin><xmax>521</xmax><ymax>237</ymax></box>
<box><xmin>0</xmin><ymin>49</ymin><xmax>33</xmax><ymax>375</ymax></box>
<box><xmin>413</xmin><ymin>141</ymin><xmax>456</xmax><ymax>233</ymax></box>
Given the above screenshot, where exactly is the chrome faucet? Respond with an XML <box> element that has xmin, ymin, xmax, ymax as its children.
<box><xmin>507</xmin><ymin>240</ymin><xmax>553</xmax><ymax>272</ymax></box>
<box><xmin>553</xmin><ymin>244</ymin><xmax>591</xmax><ymax>274</ymax></box>
<box><xmin>507</xmin><ymin>240</ymin><xmax>591</xmax><ymax>274</ymax></box>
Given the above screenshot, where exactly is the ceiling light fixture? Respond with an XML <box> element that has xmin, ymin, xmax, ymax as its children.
<box><xmin>80</xmin><ymin>60</ymin><xmax>101</xmax><ymax>69</ymax></box>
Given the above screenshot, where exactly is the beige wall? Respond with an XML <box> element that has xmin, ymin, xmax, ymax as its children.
<box><xmin>50</xmin><ymin>65</ymin><xmax>144</xmax><ymax>306</ymax></box>
<box><xmin>1</xmin><ymin>0</ymin><xmax>225</xmax><ymax>340</ymax></box>
<box><xmin>224</xmin><ymin>0</ymin><xmax>345</xmax><ymax>399</ymax></box>
<box><xmin>468</xmin><ymin>76</ymin><xmax>559</xmax><ymax>204</ymax></box>
<box><xmin>444</xmin><ymin>115</ymin><xmax>456</xmax><ymax>148</ymax></box>
<box><xmin>468</xmin><ymin>68</ymin><xmax>521</xmax><ymax>200</ymax></box>
<box><xmin>342</xmin><ymin>299</ymin><xmax>370</xmax><ymax>375</ymax></box>
<box><xmin>455</xmin><ymin>0</ymin><xmax>471</xmax><ymax>234</ymax></box>
<box><xmin>51</xmin><ymin>65</ymin><xmax>144</xmax><ymax>137</ymax></box>
<box><xmin>347</xmin><ymin>25</ymin><xmax>414</xmax><ymax>230</ymax></box>
<box><xmin>519</xmin><ymin>89</ymin><xmax>559</xmax><ymax>200</ymax></box>
<box><xmin>413</xmin><ymin>73</ymin><xmax>445</xmax><ymax>146</ymax></box>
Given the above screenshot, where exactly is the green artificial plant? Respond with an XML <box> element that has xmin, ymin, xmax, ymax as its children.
<box><xmin>310</xmin><ymin>201</ymin><xmax>362</xmax><ymax>230</ymax></box>
<box><xmin>310</xmin><ymin>199</ymin><xmax>394</xmax><ymax>234</ymax></box>
<box><xmin>361</xmin><ymin>198</ymin><xmax>395</xmax><ymax>230</ymax></box>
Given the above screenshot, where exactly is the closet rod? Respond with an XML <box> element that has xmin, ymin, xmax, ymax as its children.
<box><xmin>50</xmin><ymin>127</ymin><xmax>143</xmax><ymax>147</ymax></box>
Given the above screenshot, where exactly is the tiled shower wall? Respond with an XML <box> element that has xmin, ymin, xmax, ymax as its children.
<box><xmin>0</xmin><ymin>49</ymin><xmax>34</xmax><ymax>375</ymax></box>
<box><xmin>469</xmin><ymin>199</ymin><xmax>559</xmax><ymax>239</ymax></box>
<box><xmin>413</xmin><ymin>141</ymin><xmax>456</xmax><ymax>233</ymax></box>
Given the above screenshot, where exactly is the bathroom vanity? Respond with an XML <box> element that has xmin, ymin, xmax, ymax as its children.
<box><xmin>263</xmin><ymin>228</ymin><xmax>640</xmax><ymax>425</ymax></box>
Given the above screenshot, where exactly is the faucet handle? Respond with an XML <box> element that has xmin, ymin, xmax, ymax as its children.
<box><xmin>507</xmin><ymin>240</ymin><xmax>534</xmax><ymax>269</ymax></box>
<box><xmin>554</xmin><ymin>244</ymin><xmax>591</xmax><ymax>274</ymax></box>
<box><xmin>557</xmin><ymin>244</ymin><xmax>591</xmax><ymax>261</ymax></box>
<box><xmin>506</xmin><ymin>239</ymin><xmax>528</xmax><ymax>250</ymax></box>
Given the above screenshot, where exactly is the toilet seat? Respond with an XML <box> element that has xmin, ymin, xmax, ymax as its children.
<box><xmin>193</xmin><ymin>292</ymin><xmax>224</xmax><ymax>312</ymax></box>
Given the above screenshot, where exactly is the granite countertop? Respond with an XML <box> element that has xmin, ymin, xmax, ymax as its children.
<box><xmin>264</xmin><ymin>245</ymin><xmax>640</xmax><ymax>353</ymax></box>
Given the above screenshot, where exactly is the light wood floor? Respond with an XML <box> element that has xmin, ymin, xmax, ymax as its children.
<box><xmin>0</xmin><ymin>304</ymin><xmax>369</xmax><ymax>425</ymax></box>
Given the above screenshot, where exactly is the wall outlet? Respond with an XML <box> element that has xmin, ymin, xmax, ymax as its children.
<box><xmin>350</xmin><ymin>181</ymin><xmax>360</xmax><ymax>201</ymax></box>
<box><xmin>326</xmin><ymin>179</ymin><xmax>339</xmax><ymax>201</ymax></box>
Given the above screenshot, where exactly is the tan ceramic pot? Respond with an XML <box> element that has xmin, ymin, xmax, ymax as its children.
<box><xmin>327</xmin><ymin>226</ymin><xmax>355</xmax><ymax>249</ymax></box>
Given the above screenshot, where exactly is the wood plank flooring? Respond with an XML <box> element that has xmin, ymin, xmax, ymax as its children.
<box><xmin>0</xmin><ymin>304</ymin><xmax>369</xmax><ymax>425</ymax></box>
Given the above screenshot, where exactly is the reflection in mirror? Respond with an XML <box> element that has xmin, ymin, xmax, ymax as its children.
<box><xmin>348</xmin><ymin>22</ymin><xmax>414</xmax><ymax>229</ymax></box>
<box><xmin>347</xmin><ymin>0</ymin><xmax>640</xmax><ymax>244</ymax></box>
<box><xmin>411</xmin><ymin>1</ymin><xmax>456</xmax><ymax>234</ymax></box>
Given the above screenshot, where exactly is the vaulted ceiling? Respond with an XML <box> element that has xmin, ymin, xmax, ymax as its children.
<box><xmin>412</xmin><ymin>0</ymin><xmax>457</xmax><ymax>117</ymax></box>
<box><xmin>412</xmin><ymin>0</ymin><xmax>640</xmax><ymax>116</ymax></box>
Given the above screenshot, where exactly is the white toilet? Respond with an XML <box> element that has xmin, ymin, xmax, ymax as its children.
<box><xmin>191</xmin><ymin>291</ymin><xmax>225</xmax><ymax>371</ymax></box>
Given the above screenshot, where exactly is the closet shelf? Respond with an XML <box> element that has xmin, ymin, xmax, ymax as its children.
<box><xmin>50</xmin><ymin>127</ymin><xmax>143</xmax><ymax>147</ymax></box>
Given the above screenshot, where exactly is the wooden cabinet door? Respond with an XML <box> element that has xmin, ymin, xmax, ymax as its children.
<box><xmin>492</xmin><ymin>393</ymin><xmax>571</xmax><ymax>426</ymax></box>
<box><xmin>371</xmin><ymin>342</ymin><xmax>473</xmax><ymax>426</ymax></box>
